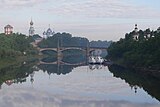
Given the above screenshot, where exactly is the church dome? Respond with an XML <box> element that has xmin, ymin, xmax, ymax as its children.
<box><xmin>30</xmin><ymin>20</ymin><xmax>33</xmax><ymax>25</ymax></box>
<box><xmin>43</xmin><ymin>26</ymin><xmax>55</xmax><ymax>38</ymax></box>
<box><xmin>47</xmin><ymin>28</ymin><xmax>52</xmax><ymax>33</ymax></box>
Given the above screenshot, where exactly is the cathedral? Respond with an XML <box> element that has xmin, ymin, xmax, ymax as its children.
<box><xmin>29</xmin><ymin>19</ymin><xmax>35</xmax><ymax>36</ymax></box>
<box><xmin>43</xmin><ymin>25</ymin><xmax>55</xmax><ymax>39</ymax></box>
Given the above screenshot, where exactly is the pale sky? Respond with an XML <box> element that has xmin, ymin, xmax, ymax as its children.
<box><xmin>0</xmin><ymin>0</ymin><xmax>160</xmax><ymax>41</ymax></box>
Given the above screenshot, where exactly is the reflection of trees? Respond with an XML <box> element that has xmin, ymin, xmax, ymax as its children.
<box><xmin>0</xmin><ymin>61</ymin><xmax>38</xmax><ymax>88</ymax></box>
<box><xmin>62</xmin><ymin>55</ymin><xmax>86</xmax><ymax>64</ymax></box>
<box><xmin>108</xmin><ymin>64</ymin><xmax>160</xmax><ymax>101</ymax></box>
<box><xmin>38</xmin><ymin>64</ymin><xmax>80</xmax><ymax>75</ymax></box>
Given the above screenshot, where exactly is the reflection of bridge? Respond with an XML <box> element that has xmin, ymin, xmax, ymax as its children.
<box><xmin>39</xmin><ymin>60</ymin><xmax>86</xmax><ymax>66</ymax></box>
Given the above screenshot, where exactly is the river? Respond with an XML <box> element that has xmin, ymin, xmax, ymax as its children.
<box><xmin>0</xmin><ymin>56</ymin><xmax>159</xmax><ymax>107</ymax></box>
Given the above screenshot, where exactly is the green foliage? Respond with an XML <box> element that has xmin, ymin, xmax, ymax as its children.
<box><xmin>38</xmin><ymin>32</ymin><xmax>89</xmax><ymax>48</ymax></box>
<box><xmin>0</xmin><ymin>61</ymin><xmax>37</xmax><ymax>86</ymax></box>
<box><xmin>107</xmin><ymin>28</ymin><xmax>160</xmax><ymax>70</ymax></box>
<box><xmin>0</xmin><ymin>33</ymin><xmax>35</xmax><ymax>59</ymax></box>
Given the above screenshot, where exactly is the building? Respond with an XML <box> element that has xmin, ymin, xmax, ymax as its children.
<box><xmin>43</xmin><ymin>26</ymin><xmax>55</xmax><ymax>39</ymax></box>
<box><xmin>144</xmin><ymin>28</ymin><xmax>151</xmax><ymax>39</ymax></box>
<box><xmin>133</xmin><ymin>24</ymin><xmax>139</xmax><ymax>40</ymax></box>
<box><xmin>4</xmin><ymin>24</ymin><xmax>13</xmax><ymax>35</ymax></box>
<box><xmin>29</xmin><ymin>19</ymin><xmax>35</xmax><ymax>36</ymax></box>
<box><xmin>157</xmin><ymin>27</ymin><xmax>160</xmax><ymax>33</ymax></box>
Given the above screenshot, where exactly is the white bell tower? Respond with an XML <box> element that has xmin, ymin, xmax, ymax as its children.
<box><xmin>29</xmin><ymin>19</ymin><xmax>35</xmax><ymax>36</ymax></box>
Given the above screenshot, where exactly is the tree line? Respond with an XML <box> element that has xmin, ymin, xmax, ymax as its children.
<box><xmin>107</xmin><ymin>27</ymin><xmax>160</xmax><ymax>70</ymax></box>
<box><xmin>38</xmin><ymin>32</ymin><xmax>111</xmax><ymax>48</ymax></box>
<box><xmin>0</xmin><ymin>33</ymin><xmax>36</xmax><ymax>59</ymax></box>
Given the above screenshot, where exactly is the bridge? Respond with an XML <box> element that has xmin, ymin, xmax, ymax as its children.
<box><xmin>39</xmin><ymin>47</ymin><xmax>107</xmax><ymax>52</ymax></box>
<box><xmin>38</xmin><ymin>46</ymin><xmax>107</xmax><ymax>57</ymax></box>
<box><xmin>32</xmin><ymin>38</ymin><xmax>108</xmax><ymax>56</ymax></box>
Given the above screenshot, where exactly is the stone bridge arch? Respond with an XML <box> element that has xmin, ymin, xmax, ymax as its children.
<box><xmin>39</xmin><ymin>47</ymin><xmax>107</xmax><ymax>56</ymax></box>
<box><xmin>60</xmin><ymin>47</ymin><xmax>86</xmax><ymax>52</ymax></box>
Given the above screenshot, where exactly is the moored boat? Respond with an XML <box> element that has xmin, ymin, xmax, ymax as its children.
<box><xmin>89</xmin><ymin>56</ymin><xmax>104</xmax><ymax>64</ymax></box>
<box><xmin>88</xmin><ymin>56</ymin><xmax>96</xmax><ymax>64</ymax></box>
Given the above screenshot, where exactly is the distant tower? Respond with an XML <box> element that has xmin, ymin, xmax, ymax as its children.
<box><xmin>29</xmin><ymin>19</ymin><xmax>35</xmax><ymax>36</ymax></box>
<box><xmin>4</xmin><ymin>24</ymin><xmax>13</xmax><ymax>35</ymax></box>
<box><xmin>134</xmin><ymin>24</ymin><xmax>138</xmax><ymax>32</ymax></box>
<box><xmin>133</xmin><ymin>24</ymin><xmax>139</xmax><ymax>40</ymax></box>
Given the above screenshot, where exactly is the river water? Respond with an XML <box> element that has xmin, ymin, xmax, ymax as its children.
<box><xmin>0</xmin><ymin>57</ymin><xmax>160</xmax><ymax>107</ymax></box>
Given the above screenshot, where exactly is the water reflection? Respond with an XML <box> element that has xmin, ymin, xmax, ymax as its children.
<box><xmin>0</xmin><ymin>88</ymin><xmax>159</xmax><ymax>107</ymax></box>
<box><xmin>0</xmin><ymin>61</ymin><xmax>38</xmax><ymax>88</ymax></box>
<box><xmin>38</xmin><ymin>64</ymin><xmax>76</xmax><ymax>75</ymax></box>
<box><xmin>0</xmin><ymin>59</ymin><xmax>160</xmax><ymax>107</ymax></box>
<box><xmin>89</xmin><ymin>64</ymin><xmax>103</xmax><ymax>70</ymax></box>
<box><xmin>108</xmin><ymin>64</ymin><xmax>160</xmax><ymax>101</ymax></box>
<box><xmin>0</xmin><ymin>59</ymin><xmax>104</xmax><ymax>89</ymax></box>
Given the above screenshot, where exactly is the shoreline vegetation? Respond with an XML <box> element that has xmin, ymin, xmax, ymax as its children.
<box><xmin>0</xmin><ymin>33</ymin><xmax>41</xmax><ymax>69</ymax></box>
<box><xmin>0</xmin><ymin>33</ymin><xmax>37</xmax><ymax>58</ymax></box>
<box><xmin>107</xmin><ymin>26</ymin><xmax>160</xmax><ymax>72</ymax></box>
<box><xmin>0</xmin><ymin>32</ymin><xmax>111</xmax><ymax>70</ymax></box>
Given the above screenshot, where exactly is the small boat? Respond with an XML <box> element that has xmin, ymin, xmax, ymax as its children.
<box><xmin>94</xmin><ymin>56</ymin><xmax>104</xmax><ymax>64</ymax></box>
<box><xmin>89</xmin><ymin>56</ymin><xmax>104</xmax><ymax>64</ymax></box>
<box><xmin>88</xmin><ymin>56</ymin><xmax>96</xmax><ymax>64</ymax></box>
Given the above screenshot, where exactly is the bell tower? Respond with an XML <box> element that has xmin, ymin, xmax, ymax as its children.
<box><xmin>29</xmin><ymin>19</ymin><xmax>35</xmax><ymax>36</ymax></box>
<box><xmin>133</xmin><ymin>24</ymin><xmax>139</xmax><ymax>40</ymax></box>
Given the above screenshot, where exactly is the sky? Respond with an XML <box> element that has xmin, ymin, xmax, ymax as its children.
<box><xmin>0</xmin><ymin>0</ymin><xmax>160</xmax><ymax>41</ymax></box>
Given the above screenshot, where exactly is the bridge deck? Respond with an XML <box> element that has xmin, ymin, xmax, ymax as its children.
<box><xmin>39</xmin><ymin>47</ymin><xmax>107</xmax><ymax>52</ymax></box>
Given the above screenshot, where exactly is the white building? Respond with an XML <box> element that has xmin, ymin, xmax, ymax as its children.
<box><xmin>157</xmin><ymin>27</ymin><xmax>160</xmax><ymax>33</ymax></box>
<box><xmin>133</xmin><ymin>24</ymin><xmax>139</xmax><ymax>40</ymax></box>
<box><xmin>4</xmin><ymin>24</ymin><xmax>13</xmax><ymax>35</ymax></box>
<box><xmin>29</xmin><ymin>19</ymin><xmax>35</xmax><ymax>36</ymax></box>
<box><xmin>43</xmin><ymin>26</ymin><xmax>55</xmax><ymax>39</ymax></box>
